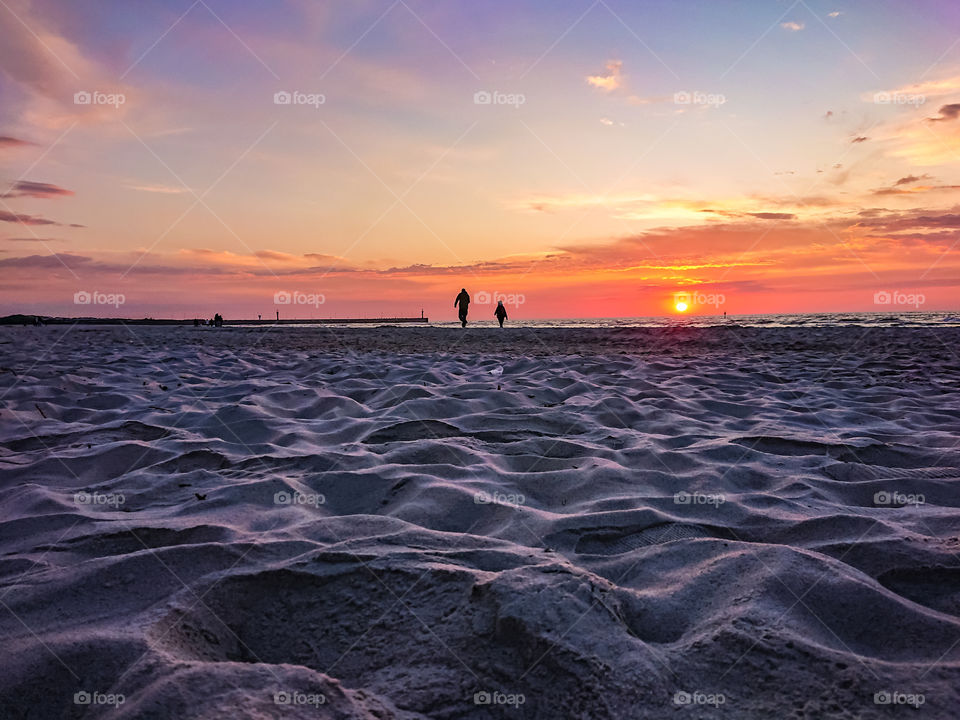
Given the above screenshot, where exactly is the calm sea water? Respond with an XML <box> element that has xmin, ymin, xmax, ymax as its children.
<box><xmin>282</xmin><ymin>312</ymin><xmax>960</xmax><ymax>329</ymax></box>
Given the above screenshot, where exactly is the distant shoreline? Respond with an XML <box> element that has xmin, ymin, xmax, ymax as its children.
<box><xmin>2</xmin><ymin>312</ymin><xmax>957</xmax><ymax>329</ymax></box>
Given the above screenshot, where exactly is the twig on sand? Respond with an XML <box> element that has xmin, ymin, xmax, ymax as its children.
<box><xmin>34</xmin><ymin>404</ymin><xmax>46</xmax><ymax>419</ymax></box>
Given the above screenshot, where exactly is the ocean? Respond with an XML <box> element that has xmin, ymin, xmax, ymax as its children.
<box><xmin>284</xmin><ymin>311</ymin><xmax>960</xmax><ymax>329</ymax></box>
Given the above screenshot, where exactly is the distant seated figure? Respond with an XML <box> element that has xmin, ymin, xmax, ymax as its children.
<box><xmin>494</xmin><ymin>300</ymin><xmax>508</xmax><ymax>327</ymax></box>
<box><xmin>193</xmin><ymin>318</ymin><xmax>200</xmax><ymax>327</ymax></box>
<box><xmin>454</xmin><ymin>288</ymin><xmax>470</xmax><ymax>328</ymax></box>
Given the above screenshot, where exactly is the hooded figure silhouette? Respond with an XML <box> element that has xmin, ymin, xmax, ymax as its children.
<box><xmin>494</xmin><ymin>300</ymin><xmax>508</xmax><ymax>327</ymax></box>
<box><xmin>454</xmin><ymin>288</ymin><xmax>470</xmax><ymax>327</ymax></box>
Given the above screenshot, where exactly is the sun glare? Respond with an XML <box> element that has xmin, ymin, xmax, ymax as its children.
<box><xmin>675</xmin><ymin>301</ymin><xmax>688</xmax><ymax>312</ymax></box>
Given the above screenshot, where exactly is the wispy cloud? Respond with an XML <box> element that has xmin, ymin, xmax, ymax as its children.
<box><xmin>869</xmin><ymin>175</ymin><xmax>960</xmax><ymax>197</ymax></box>
<box><xmin>781</xmin><ymin>21</ymin><xmax>805</xmax><ymax>31</ymax></box>
<box><xmin>872</xmin><ymin>75</ymin><xmax>960</xmax><ymax>100</ymax></box>
<box><xmin>895</xmin><ymin>174</ymin><xmax>932</xmax><ymax>186</ymax></box>
<box><xmin>871</xmin><ymin>99</ymin><xmax>960</xmax><ymax>165</ymax></box>
<box><xmin>748</xmin><ymin>212</ymin><xmax>796</xmax><ymax>220</ymax></box>
<box><xmin>2</xmin><ymin>236</ymin><xmax>65</xmax><ymax>242</ymax></box>
<box><xmin>0</xmin><ymin>210</ymin><xmax>62</xmax><ymax>226</ymax></box>
<box><xmin>871</xmin><ymin>209</ymin><xmax>960</xmax><ymax>228</ymax></box>
<box><xmin>586</xmin><ymin>60</ymin><xmax>623</xmax><ymax>92</ymax></box>
<box><xmin>928</xmin><ymin>103</ymin><xmax>960</xmax><ymax>123</ymax></box>
<box><xmin>0</xmin><ymin>136</ymin><xmax>36</xmax><ymax>148</ymax></box>
<box><xmin>2</xmin><ymin>181</ymin><xmax>74</xmax><ymax>199</ymax></box>
<box><xmin>126</xmin><ymin>183</ymin><xmax>192</xmax><ymax>195</ymax></box>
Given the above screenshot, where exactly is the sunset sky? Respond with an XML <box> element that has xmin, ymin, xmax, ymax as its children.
<box><xmin>1</xmin><ymin>0</ymin><xmax>959</xmax><ymax>319</ymax></box>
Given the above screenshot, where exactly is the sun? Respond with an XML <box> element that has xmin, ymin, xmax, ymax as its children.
<box><xmin>675</xmin><ymin>301</ymin><xmax>688</xmax><ymax>312</ymax></box>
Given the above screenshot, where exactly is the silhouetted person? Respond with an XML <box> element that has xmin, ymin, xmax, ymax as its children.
<box><xmin>213</xmin><ymin>313</ymin><xmax>223</xmax><ymax>327</ymax></box>
<box><xmin>454</xmin><ymin>288</ymin><xmax>470</xmax><ymax>327</ymax></box>
<box><xmin>494</xmin><ymin>300</ymin><xmax>508</xmax><ymax>328</ymax></box>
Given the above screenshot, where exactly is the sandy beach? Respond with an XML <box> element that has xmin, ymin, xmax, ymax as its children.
<box><xmin>1</xmin><ymin>324</ymin><xmax>959</xmax><ymax>718</ymax></box>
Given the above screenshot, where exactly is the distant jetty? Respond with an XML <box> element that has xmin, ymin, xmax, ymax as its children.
<box><xmin>233</xmin><ymin>317</ymin><xmax>430</xmax><ymax>325</ymax></box>
<box><xmin>0</xmin><ymin>314</ymin><xmax>429</xmax><ymax>326</ymax></box>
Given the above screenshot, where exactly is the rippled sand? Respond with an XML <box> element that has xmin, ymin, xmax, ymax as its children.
<box><xmin>1</xmin><ymin>325</ymin><xmax>959</xmax><ymax>718</ymax></box>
